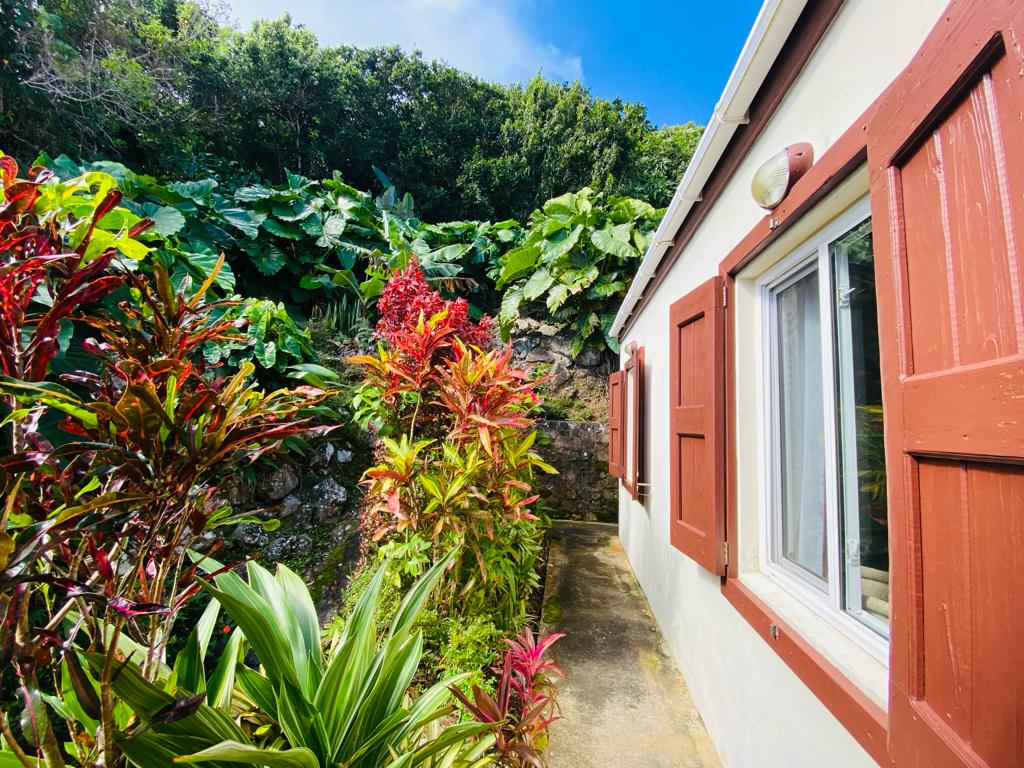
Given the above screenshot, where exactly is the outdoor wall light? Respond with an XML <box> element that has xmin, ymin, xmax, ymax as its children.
<box><xmin>751</xmin><ymin>142</ymin><xmax>813</xmax><ymax>209</ymax></box>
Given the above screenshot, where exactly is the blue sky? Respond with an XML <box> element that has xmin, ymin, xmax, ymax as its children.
<box><xmin>223</xmin><ymin>0</ymin><xmax>764</xmax><ymax>127</ymax></box>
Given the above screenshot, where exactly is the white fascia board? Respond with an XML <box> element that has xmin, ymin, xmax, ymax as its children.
<box><xmin>609</xmin><ymin>0</ymin><xmax>809</xmax><ymax>339</ymax></box>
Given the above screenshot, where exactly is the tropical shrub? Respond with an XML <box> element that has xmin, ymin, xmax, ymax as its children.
<box><xmin>349</xmin><ymin>269</ymin><xmax>553</xmax><ymax>618</ymax></box>
<box><xmin>496</xmin><ymin>187</ymin><xmax>663</xmax><ymax>356</ymax></box>
<box><xmin>374</xmin><ymin>261</ymin><xmax>493</xmax><ymax>350</ymax></box>
<box><xmin>41</xmin><ymin>155</ymin><xmax>512</xmax><ymax>331</ymax></box>
<box><xmin>31</xmin><ymin>154</ymin><xmax>664</xmax><ymax>360</ymax></box>
<box><xmin>104</xmin><ymin>556</ymin><xmax>496</xmax><ymax>768</ymax></box>
<box><xmin>346</xmin><ymin>266</ymin><xmax>554</xmax><ymax>705</ymax></box>
<box><xmin>451</xmin><ymin>628</ymin><xmax>564</xmax><ymax>768</ymax></box>
<box><xmin>0</xmin><ymin>160</ymin><xmax>333</xmax><ymax>766</ymax></box>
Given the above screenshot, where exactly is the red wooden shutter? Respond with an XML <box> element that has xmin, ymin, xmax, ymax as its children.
<box><xmin>624</xmin><ymin>345</ymin><xmax>646</xmax><ymax>500</ymax></box>
<box><xmin>868</xmin><ymin>3</ymin><xmax>1024</xmax><ymax>766</ymax></box>
<box><xmin>669</xmin><ymin>276</ymin><xmax>725</xmax><ymax>574</ymax></box>
<box><xmin>608</xmin><ymin>371</ymin><xmax>624</xmax><ymax>477</ymax></box>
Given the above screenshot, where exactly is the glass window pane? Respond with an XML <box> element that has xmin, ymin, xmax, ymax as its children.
<box><xmin>831</xmin><ymin>219</ymin><xmax>889</xmax><ymax>633</ymax></box>
<box><xmin>775</xmin><ymin>267</ymin><xmax>828</xmax><ymax>584</ymax></box>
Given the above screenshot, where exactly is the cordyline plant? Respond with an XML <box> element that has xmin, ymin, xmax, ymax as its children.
<box><xmin>451</xmin><ymin>628</ymin><xmax>564</xmax><ymax>768</ymax></box>
<box><xmin>0</xmin><ymin>157</ymin><xmax>150</xmax><ymax>450</ymax></box>
<box><xmin>104</xmin><ymin>554</ymin><xmax>497</xmax><ymax>768</ymax></box>
<box><xmin>349</xmin><ymin>264</ymin><xmax>554</xmax><ymax>620</ymax></box>
<box><xmin>0</xmin><ymin>159</ymin><xmax>333</xmax><ymax>767</ymax></box>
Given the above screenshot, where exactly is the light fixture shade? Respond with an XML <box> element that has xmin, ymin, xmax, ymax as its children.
<box><xmin>751</xmin><ymin>143</ymin><xmax>813</xmax><ymax>210</ymax></box>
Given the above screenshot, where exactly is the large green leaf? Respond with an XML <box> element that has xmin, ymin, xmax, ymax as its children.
<box><xmin>498</xmin><ymin>286</ymin><xmax>524</xmax><ymax>329</ymax></box>
<box><xmin>496</xmin><ymin>245</ymin><xmax>540</xmax><ymax>288</ymax></box>
<box><xmin>590</xmin><ymin>228</ymin><xmax>637</xmax><ymax>260</ymax></box>
<box><xmin>521</xmin><ymin>268</ymin><xmax>553</xmax><ymax>301</ymax></box>
<box><xmin>545</xmin><ymin>284</ymin><xmax>570</xmax><ymax>313</ymax></box>
<box><xmin>220</xmin><ymin>208</ymin><xmax>264</xmax><ymax>238</ymax></box>
<box><xmin>172</xmin><ymin>597</ymin><xmax>221</xmax><ymax>694</ymax></box>
<box><xmin>200</xmin><ymin>573</ymin><xmax>301</xmax><ymax>692</ymax></box>
<box><xmin>263</xmin><ymin>218</ymin><xmax>304</xmax><ymax>240</ymax></box>
<box><xmin>0</xmin><ymin>754</ymin><xmax>40</xmax><ymax>768</ymax></box>
<box><xmin>206</xmin><ymin>628</ymin><xmax>244</xmax><ymax>709</ymax></box>
<box><xmin>275</xmin><ymin>682</ymin><xmax>330</xmax><ymax>763</ymax></box>
<box><xmin>611</xmin><ymin>197</ymin><xmax>657</xmax><ymax>222</ymax></box>
<box><xmin>168</xmin><ymin>179</ymin><xmax>217</xmax><ymax>203</ymax></box>
<box><xmin>245</xmin><ymin>561</ymin><xmax>320</xmax><ymax>696</ymax></box>
<box><xmin>235</xmin><ymin>666</ymin><xmax>278</xmax><ymax>719</ymax></box>
<box><xmin>144</xmin><ymin>204</ymin><xmax>186</xmax><ymax>237</ymax></box>
<box><xmin>317</xmin><ymin>566</ymin><xmax>386</xmax><ymax>754</ymax></box>
<box><xmin>542</xmin><ymin>191</ymin><xmax>578</xmax><ymax>216</ymax></box>
<box><xmin>389</xmin><ymin>553</ymin><xmax>453</xmax><ymax>643</ymax></box>
<box><xmin>250</xmin><ymin>243</ymin><xmax>288</xmax><ymax>276</ymax></box>
<box><xmin>117</xmin><ymin>732</ymin><xmax>214</xmax><ymax>768</ymax></box>
<box><xmin>322</xmin><ymin>215</ymin><xmax>346</xmax><ymax>238</ymax></box>
<box><xmin>234</xmin><ymin>184</ymin><xmax>276</xmax><ymax>203</ymax></box>
<box><xmin>538</xmin><ymin>223</ymin><xmax>582</xmax><ymax>263</ymax></box>
<box><xmin>275</xmin><ymin>564</ymin><xmax>323</xmax><ymax>670</ymax></box>
<box><xmin>177</xmin><ymin>741</ymin><xmax>320</xmax><ymax>768</ymax></box>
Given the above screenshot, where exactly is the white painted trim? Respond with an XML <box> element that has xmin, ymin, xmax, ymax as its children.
<box><xmin>609</xmin><ymin>0</ymin><xmax>809</xmax><ymax>339</ymax></box>
<box><xmin>752</xmin><ymin>198</ymin><xmax>889</xmax><ymax>665</ymax></box>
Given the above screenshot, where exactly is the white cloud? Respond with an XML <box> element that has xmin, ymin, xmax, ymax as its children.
<box><xmin>224</xmin><ymin>0</ymin><xmax>583</xmax><ymax>84</ymax></box>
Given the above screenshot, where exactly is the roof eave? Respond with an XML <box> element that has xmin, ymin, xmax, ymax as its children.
<box><xmin>610</xmin><ymin>0</ymin><xmax>810</xmax><ymax>339</ymax></box>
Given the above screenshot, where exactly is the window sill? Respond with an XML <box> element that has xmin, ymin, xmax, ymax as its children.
<box><xmin>721</xmin><ymin>576</ymin><xmax>890</xmax><ymax>766</ymax></box>
<box><xmin>740</xmin><ymin>571</ymin><xmax>888</xmax><ymax>709</ymax></box>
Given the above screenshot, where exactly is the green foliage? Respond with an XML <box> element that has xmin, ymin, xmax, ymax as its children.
<box><xmin>421</xmin><ymin>612</ymin><xmax>504</xmax><ymax>697</ymax></box>
<box><xmin>336</xmin><ymin>559</ymin><xmax>505</xmax><ymax>699</ymax></box>
<box><xmin>623</xmin><ymin>122</ymin><xmax>703</xmax><ymax>205</ymax></box>
<box><xmin>0</xmin><ymin>163</ymin><xmax>334</xmax><ymax>766</ymax></box>
<box><xmin>497</xmin><ymin>188</ymin><xmax>663</xmax><ymax>355</ymax></box>
<box><xmin>20</xmin><ymin>151</ymin><xmax>668</xmax><ymax>359</ymax></box>
<box><xmin>353</xmin><ymin>327</ymin><xmax>555</xmax><ymax>624</ymax></box>
<box><xmin>81</xmin><ymin>558</ymin><xmax>496</xmax><ymax>768</ymax></box>
<box><xmin>1</xmin><ymin>4</ymin><xmax>701</xmax><ymax>222</ymax></box>
<box><xmin>204</xmin><ymin>299</ymin><xmax>314</xmax><ymax>373</ymax></box>
<box><xmin>40</xmin><ymin>154</ymin><xmax>512</xmax><ymax>334</ymax></box>
<box><xmin>482</xmin><ymin>77</ymin><xmax>650</xmax><ymax>220</ymax></box>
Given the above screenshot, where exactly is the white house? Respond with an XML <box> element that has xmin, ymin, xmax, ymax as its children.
<box><xmin>607</xmin><ymin>1</ymin><xmax>1023</xmax><ymax>766</ymax></box>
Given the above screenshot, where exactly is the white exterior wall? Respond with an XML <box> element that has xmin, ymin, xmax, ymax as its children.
<box><xmin>617</xmin><ymin>2</ymin><xmax>948</xmax><ymax>766</ymax></box>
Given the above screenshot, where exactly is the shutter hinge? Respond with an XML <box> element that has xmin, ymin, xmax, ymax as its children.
<box><xmin>721</xmin><ymin>283</ymin><xmax>728</xmax><ymax>308</ymax></box>
<box><xmin>722</xmin><ymin>541</ymin><xmax>729</xmax><ymax>567</ymax></box>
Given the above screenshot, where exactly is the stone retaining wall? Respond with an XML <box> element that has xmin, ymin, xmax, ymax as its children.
<box><xmin>535</xmin><ymin>419</ymin><xmax>617</xmax><ymax>523</ymax></box>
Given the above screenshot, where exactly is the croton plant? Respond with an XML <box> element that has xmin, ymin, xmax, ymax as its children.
<box><xmin>350</xmin><ymin>261</ymin><xmax>554</xmax><ymax>622</ymax></box>
<box><xmin>0</xmin><ymin>157</ymin><xmax>332</xmax><ymax>766</ymax></box>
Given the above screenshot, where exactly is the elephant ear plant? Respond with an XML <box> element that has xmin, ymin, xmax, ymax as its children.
<box><xmin>102</xmin><ymin>555</ymin><xmax>496</xmax><ymax>768</ymax></box>
<box><xmin>495</xmin><ymin>187</ymin><xmax>663</xmax><ymax>356</ymax></box>
<box><xmin>0</xmin><ymin>159</ymin><xmax>334</xmax><ymax>767</ymax></box>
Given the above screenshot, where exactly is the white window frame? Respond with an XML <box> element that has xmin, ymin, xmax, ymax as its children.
<box><xmin>755</xmin><ymin>197</ymin><xmax>889</xmax><ymax>664</ymax></box>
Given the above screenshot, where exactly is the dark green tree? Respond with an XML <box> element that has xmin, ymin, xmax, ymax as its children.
<box><xmin>0</xmin><ymin>4</ymin><xmax>703</xmax><ymax>221</ymax></box>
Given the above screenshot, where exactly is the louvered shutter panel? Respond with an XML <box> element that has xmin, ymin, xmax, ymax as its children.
<box><xmin>868</xmin><ymin>3</ymin><xmax>1024</xmax><ymax>766</ymax></box>
<box><xmin>669</xmin><ymin>276</ymin><xmax>725</xmax><ymax>574</ymax></box>
<box><xmin>607</xmin><ymin>371</ymin><xmax>624</xmax><ymax>477</ymax></box>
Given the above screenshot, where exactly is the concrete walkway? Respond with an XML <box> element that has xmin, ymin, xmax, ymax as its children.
<box><xmin>542</xmin><ymin>522</ymin><xmax>722</xmax><ymax>768</ymax></box>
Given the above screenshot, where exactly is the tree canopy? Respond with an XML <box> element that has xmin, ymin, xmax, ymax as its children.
<box><xmin>0</xmin><ymin>0</ymin><xmax>702</xmax><ymax>222</ymax></box>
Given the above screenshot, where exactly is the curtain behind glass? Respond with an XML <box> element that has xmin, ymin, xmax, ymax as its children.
<box><xmin>776</xmin><ymin>269</ymin><xmax>828</xmax><ymax>582</ymax></box>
